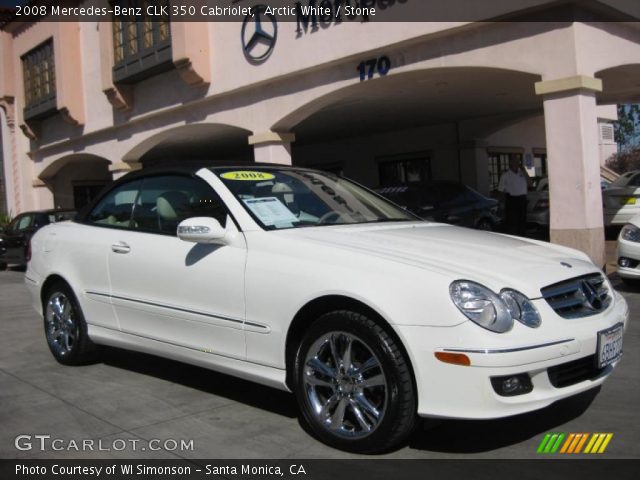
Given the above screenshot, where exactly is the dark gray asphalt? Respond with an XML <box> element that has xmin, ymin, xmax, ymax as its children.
<box><xmin>0</xmin><ymin>267</ymin><xmax>638</xmax><ymax>459</ymax></box>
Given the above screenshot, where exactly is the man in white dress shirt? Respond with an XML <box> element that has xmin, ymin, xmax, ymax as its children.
<box><xmin>498</xmin><ymin>157</ymin><xmax>530</xmax><ymax>236</ymax></box>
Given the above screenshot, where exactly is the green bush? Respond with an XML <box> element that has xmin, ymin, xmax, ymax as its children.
<box><xmin>0</xmin><ymin>211</ymin><xmax>12</xmax><ymax>229</ymax></box>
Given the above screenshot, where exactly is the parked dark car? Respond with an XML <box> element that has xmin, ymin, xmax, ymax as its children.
<box><xmin>377</xmin><ymin>181</ymin><xmax>501</xmax><ymax>230</ymax></box>
<box><xmin>0</xmin><ymin>209</ymin><xmax>76</xmax><ymax>270</ymax></box>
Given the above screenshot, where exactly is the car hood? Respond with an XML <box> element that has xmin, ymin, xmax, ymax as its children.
<box><xmin>284</xmin><ymin>222</ymin><xmax>599</xmax><ymax>299</ymax></box>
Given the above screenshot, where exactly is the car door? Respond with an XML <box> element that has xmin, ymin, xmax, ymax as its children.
<box><xmin>106</xmin><ymin>174</ymin><xmax>247</xmax><ymax>359</ymax></box>
<box><xmin>4</xmin><ymin>213</ymin><xmax>34</xmax><ymax>263</ymax></box>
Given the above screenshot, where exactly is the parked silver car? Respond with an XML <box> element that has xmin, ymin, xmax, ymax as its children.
<box><xmin>603</xmin><ymin>171</ymin><xmax>640</xmax><ymax>226</ymax></box>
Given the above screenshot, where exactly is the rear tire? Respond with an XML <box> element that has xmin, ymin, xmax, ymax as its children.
<box><xmin>293</xmin><ymin>310</ymin><xmax>417</xmax><ymax>453</ymax></box>
<box><xmin>0</xmin><ymin>262</ymin><xmax>6</xmax><ymax>271</ymax></box>
<box><xmin>43</xmin><ymin>282</ymin><xmax>99</xmax><ymax>365</ymax></box>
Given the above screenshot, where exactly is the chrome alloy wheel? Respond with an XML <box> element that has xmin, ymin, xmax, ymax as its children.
<box><xmin>303</xmin><ymin>332</ymin><xmax>388</xmax><ymax>439</ymax></box>
<box><xmin>45</xmin><ymin>292</ymin><xmax>78</xmax><ymax>356</ymax></box>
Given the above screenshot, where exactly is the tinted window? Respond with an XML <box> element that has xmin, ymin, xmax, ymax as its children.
<box><xmin>628</xmin><ymin>174</ymin><xmax>640</xmax><ymax>187</ymax></box>
<box><xmin>15</xmin><ymin>215</ymin><xmax>34</xmax><ymax>231</ymax></box>
<box><xmin>133</xmin><ymin>175</ymin><xmax>227</xmax><ymax>235</ymax></box>
<box><xmin>48</xmin><ymin>211</ymin><xmax>76</xmax><ymax>223</ymax></box>
<box><xmin>32</xmin><ymin>213</ymin><xmax>48</xmax><ymax>229</ymax></box>
<box><xmin>88</xmin><ymin>180</ymin><xmax>142</xmax><ymax>229</ymax></box>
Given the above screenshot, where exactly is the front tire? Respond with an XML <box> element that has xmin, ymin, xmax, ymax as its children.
<box><xmin>43</xmin><ymin>282</ymin><xmax>99</xmax><ymax>365</ymax></box>
<box><xmin>294</xmin><ymin>310</ymin><xmax>417</xmax><ymax>453</ymax></box>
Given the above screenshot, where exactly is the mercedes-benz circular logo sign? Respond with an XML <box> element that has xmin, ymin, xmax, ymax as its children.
<box><xmin>241</xmin><ymin>5</ymin><xmax>277</xmax><ymax>63</ymax></box>
<box><xmin>580</xmin><ymin>280</ymin><xmax>602</xmax><ymax>310</ymax></box>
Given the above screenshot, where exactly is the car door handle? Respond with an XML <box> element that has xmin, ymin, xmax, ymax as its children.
<box><xmin>111</xmin><ymin>242</ymin><xmax>131</xmax><ymax>254</ymax></box>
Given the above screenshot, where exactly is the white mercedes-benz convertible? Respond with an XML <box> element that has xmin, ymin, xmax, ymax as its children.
<box><xmin>26</xmin><ymin>165</ymin><xmax>627</xmax><ymax>453</ymax></box>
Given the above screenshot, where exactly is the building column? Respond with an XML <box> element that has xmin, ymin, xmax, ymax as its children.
<box><xmin>457</xmin><ymin>140</ymin><xmax>490</xmax><ymax>196</ymax></box>
<box><xmin>109</xmin><ymin>161</ymin><xmax>142</xmax><ymax>180</ymax></box>
<box><xmin>0</xmin><ymin>101</ymin><xmax>18</xmax><ymax>214</ymax></box>
<box><xmin>248</xmin><ymin>132</ymin><xmax>295</xmax><ymax>165</ymax></box>
<box><xmin>535</xmin><ymin>75</ymin><xmax>605</xmax><ymax>267</ymax></box>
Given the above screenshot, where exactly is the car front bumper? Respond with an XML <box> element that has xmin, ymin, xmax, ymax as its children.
<box><xmin>617</xmin><ymin>236</ymin><xmax>640</xmax><ymax>279</ymax></box>
<box><xmin>395</xmin><ymin>292</ymin><xmax>629</xmax><ymax>419</ymax></box>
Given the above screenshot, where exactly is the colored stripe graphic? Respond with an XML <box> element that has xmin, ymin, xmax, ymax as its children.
<box><xmin>537</xmin><ymin>433</ymin><xmax>565</xmax><ymax>454</ymax></box>
<box><xmin>538</xmin><ymin>433</ymin><xmax>613</xmax><ymax>454</ymax></box>
<box><xmin>584</xmin><ymin>434</ymin><xmax>614</xmax><ymax>454</ymax></box>
<box><xmin>559</xmin><ymin>433</ymin><xmax>575</xmax><ymax>453</ymax></box>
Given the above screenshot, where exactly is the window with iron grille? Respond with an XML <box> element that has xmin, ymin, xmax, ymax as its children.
<box><xmin>22</xmin><ymin>40</ymin><xmax>57</xmax><ymax>121</ymax></box>
<box><xmin>378</xmin><ymin>153</ymin><xmax>432</xmax><ymax>187</ymax></box>
<box><xmin>112</xmin><ymin>0</ymin><xmax>172</xmax><ymax>84</ymax></box>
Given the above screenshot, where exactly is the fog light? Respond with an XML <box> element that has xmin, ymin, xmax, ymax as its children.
<box><xmin>490</xmin><ymin>374</ymin><xmax>533</xmax><ymax>397</ymax></box>
<box><xmin>618</xmin><ymin>257</ymin><xmax>638</xmax><ymax>268</ymax></box>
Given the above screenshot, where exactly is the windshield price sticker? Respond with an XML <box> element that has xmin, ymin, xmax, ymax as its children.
<box><xmin>243</xmin><ymin>197</ymin><xmax>299</xmax><ymax>226</ymax></box>
<box><xmin>221</xmin><ymin>171</ymin><xmax>275</xmax><ymax>181</ymax></box>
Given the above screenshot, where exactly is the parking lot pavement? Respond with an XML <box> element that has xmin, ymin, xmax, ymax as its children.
<box><xmin>0</xmin><ymin>266</ymin><xmax>638</xmax><ymax>460</ymax></box>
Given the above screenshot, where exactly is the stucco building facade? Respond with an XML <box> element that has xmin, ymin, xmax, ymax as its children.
<box><xmin>1</xmin><ymin>1</ymin><xmax>640</xmax><ymax>266</ymax></box>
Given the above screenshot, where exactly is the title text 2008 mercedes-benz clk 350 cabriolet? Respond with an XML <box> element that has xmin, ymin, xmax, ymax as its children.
<box><xmin>25</xmin><ymin>165</ymin><xmax>627</xmax><ymax>453</ymax></box>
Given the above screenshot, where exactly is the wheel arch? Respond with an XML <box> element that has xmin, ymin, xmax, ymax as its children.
<box><xmin>40</xmin><ymin>274</ymin><xmax>72</xmax><ymax>308</ymax></box>
<box><xmin>284</xmin><ymin>295</ymin><xmax>417</xmax><ymax>395</ymax></box>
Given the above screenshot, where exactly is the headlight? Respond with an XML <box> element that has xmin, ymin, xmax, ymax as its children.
<box><xmin>500</xmin><ymin>289</ymin><xmax>541</xmax><ymax>328</ymax></box>
<box><xmin>449</xmin><ymin>281</ymin><xmax>513</xmax><ymax>333</ymax></box>
<box><xmin>450</xmin><ymin>281</ymin><xmax>541</xmax><ymax>333</ymax></box>
<box><xmin>620</xmin><ymin>224</ymin><xmax>640</xmax><ymax>242</ymax></box>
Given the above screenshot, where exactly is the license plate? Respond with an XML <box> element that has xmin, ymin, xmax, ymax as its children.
<box><xmin>621</xmin><ymin>197</ymin><xmax>636</xmax><ymax>205</ymax></box>
<box><xmin>596</xmin><ymin>323</ymin><xmax>624</xmax><ymax>369</ymax></box>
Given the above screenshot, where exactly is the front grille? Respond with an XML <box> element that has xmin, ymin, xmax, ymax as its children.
<box><xmin>541</xmin><ymin>273</ymin><xmax>611</xmax><ymax>319</ymax></box>
<box><xmin>548</xmin><ymin>355</ymin><xmax>605</xmax><ymax>388</ymax></box>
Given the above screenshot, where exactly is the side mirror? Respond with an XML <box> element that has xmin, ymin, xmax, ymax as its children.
<box><xmin>177</xmin><ymin>217</ymin><xmax>227</xmax><ymax>244</ymax></box>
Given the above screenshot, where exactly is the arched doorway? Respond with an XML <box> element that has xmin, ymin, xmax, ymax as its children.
<box><xmin>122</xmin><ymin>123</ymin><xmax>254</xmax><ymax>169</ymax></box>
<box><xmin>273</xmin><ymin>67</ymin><xmax>543</xmax><ymax>192</ymax></box>
<box><xmin>38</xmin><ymin>154</ymin><xmax>111</xmax><ymax>210</ymax></box>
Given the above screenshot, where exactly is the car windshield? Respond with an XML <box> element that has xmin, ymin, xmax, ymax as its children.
<box><xmin>215</xmin><ymin>168</ymin><xmax>418</xmax><ymax>230</ymax></box>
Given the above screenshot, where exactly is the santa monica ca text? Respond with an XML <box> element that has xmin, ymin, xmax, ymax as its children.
<box><xmin>16</xmin><ymin>464</ymin><xmax>307</xmax><ymax>476</ymax></box>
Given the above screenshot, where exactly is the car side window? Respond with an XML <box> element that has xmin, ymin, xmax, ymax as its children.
<box><xmin>628</xmin><ymin>174</ymin><xmax>640</xmax><ymax>187</ymax></box>
<box><xmin>15</xmin><ymin>214</ymin><xmax>34</xmax><ymax>231</ymax></box>
<box><xmin>33</xmin><ymin>213</ymin><xmax>48</xmax><ymax>229</ymax></box>
<box><xmin>88</xmin><ymin>180</ymin><xmax>142</xmax><ymax>229</ymax></box>
<box><xmin>132</xmin><ymin>175</ymin><xmax>228</xmax><ymax>235</ymax></box>
<box><xmin>6</xmin><ymin>216</ymin><xmax>21</xmax><ymax>232</ymax></box>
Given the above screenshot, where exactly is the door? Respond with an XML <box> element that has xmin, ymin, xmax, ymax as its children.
<box><xmin>3</xmin><ymin>213</ymin><xmax>34</xmax><ymax>263</ymax></box>
<box><xmin>105</xmin><ymin>174</ymin><xmax>247</xmax><ymax>359</ymax></box>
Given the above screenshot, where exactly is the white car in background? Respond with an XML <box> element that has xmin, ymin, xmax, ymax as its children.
<box><xmin>25</xmin><ymin>165</ymin><xmax>628</xmax><ymax>453</ymax></box>
<box><xmin>604</xmin><ymin>170</ymin><xmax>640</xmax><ymax>226</ymax></box>
<box><xmin>617</xmin><ymin>214</ymin><xmax>640</xmax><ymax>282</ymax></box>
<box><xmin>527</xmin><ymin>177</ymin><xmax>550</xmax><ymax>228</ymax></box>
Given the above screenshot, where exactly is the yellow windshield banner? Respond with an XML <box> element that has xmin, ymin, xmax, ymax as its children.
<box><xmin>220</xmin><ymin>171</ymin><xmax>275</xmax><ymax>181</ymax></box>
